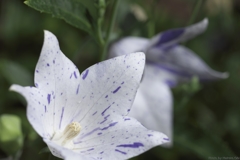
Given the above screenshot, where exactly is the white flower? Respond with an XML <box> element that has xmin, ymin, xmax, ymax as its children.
<box><xmin>10</xmin><ymin>31</ymin><xmax>169</xmax><ymax>159</ymax></box>
<box><xmin>109</xmin><ymin>18</ymin><xmax>228</xmax><ymax>146</ymax></box>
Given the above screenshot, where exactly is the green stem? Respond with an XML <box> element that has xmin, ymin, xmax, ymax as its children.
<box><xmin>187</xmin><ymin>0</ymin><xmax>203</xmax><ymax>25</ymax></box>
<box><xmin>97</xmin><ymin>0</ymin><xmax>106</xmax><ymax>47</ymax></box>
<box><xmin>100</xmin><ymin>0</ymin><xmax>120</xmax><ymax>61</ymax></box>
<box><xmin>147</xmin><ymin>0</ymin><xmax>158</xmax><ymax>38</ymax></box>
<box><xmin>97</xmin><ymin>20</ymin><xmax>105</xmax><ymax>46</ymax></box>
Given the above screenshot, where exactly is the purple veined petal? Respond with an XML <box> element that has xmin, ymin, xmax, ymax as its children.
<box><xmin>108</xmin><ymin>37</ymin><xmax>149</xmax><ymax>58</ymax></box>
<box><xmin>63</xmin><ymin>52</ymin><xmax>146</xmax><ymax>132</ymax></box>
<box><xmin>9</xmin><ymin>85</ymin><xmax>53</xmax><ymax>139</ymax></box>
<box><xmin>149</xmin><ymin>18</ymin><xmax>208</xmax><ymax>50</ymax></box>
<box><xmin>71</xmin><ymin>115</ymin><xmax>168</xmax><ymax>160</ymax></box>
<box><xmin>129</xmin><ymin>64</ymin><xmax>173</xmax><ymax>147</ymax></box>
<box><xmin>147</xmin><ymin>45</ymin><xmax>228</xmax><ymax>82</ymax></box>
<box><xmin>10</xmin><ymin>31</ymin><xmax>84</xmax><ymax>137</ymax></box>
<box><xmin>33</xmin><ymin>31</ymin><xmax>82</xmax><ymax>132</ymax></box>
<box><xmin>10</xmin><ymin>30</ymin><xmax>169</xmax><ymax>160</ymax></box>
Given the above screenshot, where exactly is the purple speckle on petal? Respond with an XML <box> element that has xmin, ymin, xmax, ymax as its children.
<box><xmin>100</xmin><ymin>115</ymin><xmax>110</xmax><ymax>124</ymax></box>
<box><xmin>97</xmin><ymin>132</ymin><xmax>102</xmax><ymax>135</ymax></box>
<box><xmin>112</xmin><ymin>86</ymin><xmax>121</xmax><ymax>94</ymax></box>
<box><xmin>92</xmin><ymin>111</ymin><xmax>97</xmax><ymax>116</ymax></box>
<box><xmin>47</xmin><ymin>63</ymin><xmax>50</xmax><ymax>67</ymax></box>
<box><xmin>87</xmin><ymin>148</ymin><xmax>94</xmax><ymax>151</ymax></box>
<box><xmin>76</xmin><ymin>84</ymin><xmax>80</xmax><ymax>94</ymax></box>
<box><xmin>116</xmin><ymin>142</ymin><xmax>144</xmax><ymax>148</ymax></box>
<box><xmin>148</xmin><ymin>134</ymin><xmax>153</xmax><ymax>137</ymax></box>
<box><xmin>74</xmin><ymin>71</ymin><xmax>78</xmax><ymax>79</ymax></box>
<box><xmin>163</xmin><ymin>138</ymin><xmax>170</xmax><ymax>141</ymax></box>
<box><xmin>59</xmin><ymin>107</ymin><xmax>64</xmax><ymax>129</ymax></box>
<box><xmin>77</xmin><ymin>128</ymin><xmax>100</xmax><ymax>141</ymax></box>
<box><xmin>44</xmin><ymin>105</ymin><xmax>47</xmax><ymax>113</ymax></box>
<box><xmin>82</xmin><ymin>69</ymin><xmax>89</xmax><ymax>80</ymax></box>
<box><xmin>101</xmin><ymin>122</ymin><xmax>118</xmax><ymax>130</ymax></box>
<box><xmin>77</xmin><ymin>122</ymin><xmax>118</xmax><ymax>141</ymax></box>
<box><xmin>115</xmin><ymin>149</ymin><xmax>127</xmax><ymax>155</ymax></box>
<box><xmin>47</xmin><ymin>94</ymin><xmax>51</xmax><ymax>104</ymax></box>
<box><xmin>105</xmin><ymin>95</ymin><xmax>108</xmax><ymax>98</ymax></box>
<box><xmin>101</xmin><ymin>105</ymin><xmax>111</xmax><ymax>116</ymax></box>
<box><xmin>124</xmin><ymin>118</ymin><xmax>130</xmax><ymax>121</ymax></box>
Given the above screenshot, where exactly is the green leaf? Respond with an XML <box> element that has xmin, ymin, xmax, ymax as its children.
<box><xmin>0</xmin><ymin>114</ymin><xmax>24</xmax><ymax>155</ymax></box>
<box><xmin>175</xmin><ymin>127</ymin><xmax>235</xmax><ymax>158</ymax></box>
<box><xmin>39</xmin><ymin>147</ymin><xmax>50</xmax><ymax>154</ymax></box>
<box><xmin>24</xmin><ymin>0</ymin><xmax>94</xmax><ymax>35</ymax></box>
<box><xmin>78</xmin><ymin>0</ymin><xmax>98</xmax><ymax>20</ymax></box>
<box><xmin>0</xmin><ymin>59</ymin><xmax>33</xmax><ymax>86</ymax></box>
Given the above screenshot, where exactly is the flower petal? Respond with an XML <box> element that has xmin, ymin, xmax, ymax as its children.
<box><xmin>72</xmin><ymin>116</ymin><xmax>168</xmax><ymax>160</ymax></box>
<box><xmin>149</xmin><ymin>18</ymin><xmax>208</xmax><ymax>50</ymax></box>
<box><xmin>10</xmin><ymin>85</ymin><xmax>49</xmax><ymax>137</ymax></box>
<box><xmin>44</xmin><ymin>139</ymin><xmax>93</xmax><ymax>160</ymax></box>
<box><xmin>60</xmin><ymin>52</ymin><xmax>146</xmax><ymax>130</ymax></box>
<box><xmin>109</xmin><ymin>37</ymin><xmax>149</xmax><ymax>58</ymax></box>
<box><xmin>128</xmin><ymin>65</ymin><xmax>173</xmax><ymax>146</ymax></box>
<box><xmin>147</xmin><ymin>45</ymin><xmax>228</xmax><ymax>82</ymax></box>
<box><xmin>10</xmin><ymin>31</ymin><xmax>83</xmax><ymax>136</ymax></box>
<box><xmin>34</xmin><ymin>30</ymin><xmax>82</xmax><ymax>132</ymax></box>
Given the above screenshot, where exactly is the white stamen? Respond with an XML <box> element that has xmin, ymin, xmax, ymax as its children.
<box><xmin>52</xmin><ymin>122</ymin><xmax>81</xmax><ymax>148</ymax></box>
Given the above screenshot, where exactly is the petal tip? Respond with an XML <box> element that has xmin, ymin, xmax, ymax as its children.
<box><xmin>9</xmin><ymin>84</ymin><xmax>20</xmax><ymax>92</ymax></box>
<box><xmin>202</xmin><ymin>18</ymin><xmax>209</xmax><ymax>26</ymax></box>
<box><xmin>43</xmin><ymin>30</ymin><xmax>56</xmax><ymax>39</ymax></box>
<box><xmin>193</xmin><ymin>18</ymin><xmax>209</xmax><ymax>31</ymax></box>
<box><xmin>209</xmin><ymin>70</ymin><xmax>229</xmax><ymax>80</ymax></box>
<box><xmin>41</xmin><ymin>30</ymin><xmax>60</xmax><ymax>52</ymax></box>
<box><xmin>135</xmin><ymin>51</ymin><xmax>145</xmax><ymax>58</ymax></box>
<box><xmin>221</xmin><ymin>72</ymin><xmax>229</xmax><ymax>79</ymax></box>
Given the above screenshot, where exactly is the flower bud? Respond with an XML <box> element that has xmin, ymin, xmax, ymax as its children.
<box><xmin>0</xmin><ymin>114</ymin><xmax>23</xmax><ymax>155</ymax></box>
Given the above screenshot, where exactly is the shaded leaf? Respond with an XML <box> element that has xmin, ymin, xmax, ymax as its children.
<box><xmin>78</xmin><ymin>0</ymin><xmax>98</xmax><ymax>20</ymax></box>
<box><xmin>25</xmin><ymin>0</ymin><xmax>93</xmax><ymax>35</ymax></box>
<box><xmin>0</xmin><ymin>59</ymin><xmax>33</xmax><ymax>86</ymax></box>
<box><xmin>175</xmin><ymin>127</ymin><xmax>235</xmax><ymax>158</ymax></box>
<box><xmin>0</xmin><ymin>114</ymin><xmax>24</xmax><ymax>155</ymax></box>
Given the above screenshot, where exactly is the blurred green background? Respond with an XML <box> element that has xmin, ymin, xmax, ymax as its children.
<box><xmin>0</xmin><ymin>0</ymin><xmax>240</xmax><ymax>159</ymax></box>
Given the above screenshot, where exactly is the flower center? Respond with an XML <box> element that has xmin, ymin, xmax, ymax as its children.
<box><xmin>51</xmin><ymin>122</ymin><xmax>81</xmax><ymax>148</ymax></box>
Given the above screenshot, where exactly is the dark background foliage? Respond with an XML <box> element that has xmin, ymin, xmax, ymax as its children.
<box><xmin>0</xmin><ymin>0</ymin><xmax>240</xmax><ymax>159</ymax></box>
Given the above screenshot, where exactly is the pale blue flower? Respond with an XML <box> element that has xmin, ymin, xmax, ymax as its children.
<box><xmin>10</xmin><ymin>31</ymin><xmax>169</xmax><ymax>159</ymax></box>
<box><xmin>109</xmin><ymin>18</ymin><xmax>228</xmax><ymax>146</ymax></box>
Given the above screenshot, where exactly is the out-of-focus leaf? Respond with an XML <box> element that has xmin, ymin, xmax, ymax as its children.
<box><xmin>173</xmin><ymin>77</ymin><xmax>202</xmax><ymax>112</ymax></box>
<box><xmin>79</xmin><ymin>0</ymin><xmax>98</xmax><ymax>21</ymax></box>
<box><xmin>0</xmin><ymin>59</ymin><xmax>33</xmax><ymax>86</ymax></box>
<box><xmin>7</xmin><ymin>108</ymin><xmax>39</xmax><ymax>141</ymax></box>
<box><xmin>0</xmin><ymin>114</ymin><xmax>23</xmax><ymax>155</ymax></box>
<box><xmin>38</xmin><ymin>147</ymin><xmax>50</xmax><ymax>154</ymax></box>
<box><xmin>24</xmin><ymin>0</ymin><xmax>95</xmax><ymax>35</ymax></box>
<box><xmin>175</xmin><ymin>127</ymin><xmax>235</xmax><ymax>158</ymax></box>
